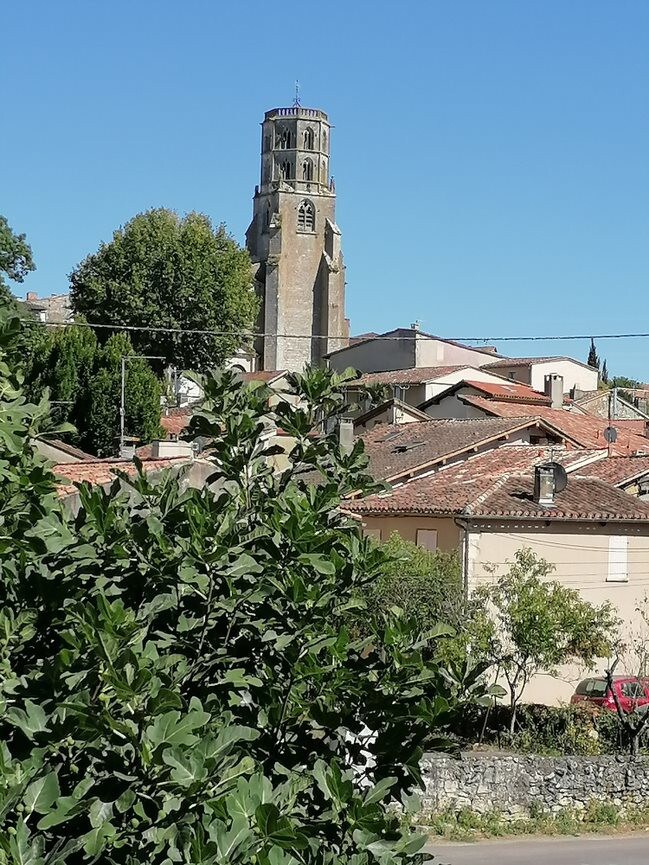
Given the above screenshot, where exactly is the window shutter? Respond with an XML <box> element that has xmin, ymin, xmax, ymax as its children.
<box><xmin>607</xmin><ymin>535</ymin><xmax>629</xmax><ymax>582</ymax></box>
<box><xmin>416</xmin><ymin>529</ymin><xmax>438</xmax><ymax>552</ymax></box>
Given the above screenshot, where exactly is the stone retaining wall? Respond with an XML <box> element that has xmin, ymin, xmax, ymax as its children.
<box><xmin>420</xmin><ymin>752</ymin><xmax>649</xmax><ymax>818</ymax></box>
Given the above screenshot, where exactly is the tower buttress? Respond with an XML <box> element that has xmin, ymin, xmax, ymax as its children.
<box><xmin>245</xmin><ymin>106</ymin><xmax>348</xmax><ymax>371</ymax></box>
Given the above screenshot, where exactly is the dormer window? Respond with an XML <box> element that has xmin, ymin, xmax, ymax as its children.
<box><xmin>297</xmin><ymin>199</ymin><xmax>315</xmax><ymax>232</ymax></box>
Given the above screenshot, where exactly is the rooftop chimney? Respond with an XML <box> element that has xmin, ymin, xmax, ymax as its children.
<box><xmin>26</xmin><ymin>291</ymin><xmax>38</xmax><ymax>302</ymax></box>
<box><xmin>150</xmin><ymin>440</ymin><xmax>194</xmax><ymax>459</ymax></box>
<box><xmin>338</xmin><ymin>418</ymin><xmax>354</xmax><ymax>456</ymax></box>
<box><xmin>544</xmin><ymin>374</ymin><xmax>564</xmax><ymax>409</ymax></box>
<box><xmin>410</xmin><ymin>321</ymin><xmax>420</xmax><ymax>331</ymax></box>
<box><xmin>534</xmin><ymin>464</ymin><xmax>556</xmax><ymax>507</ymax></box>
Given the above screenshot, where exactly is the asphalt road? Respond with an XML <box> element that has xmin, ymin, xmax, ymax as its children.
<box><xmin>425</xmin><ymin>834</ymin><xmax>649</xmax><ymax>865</ymax></box>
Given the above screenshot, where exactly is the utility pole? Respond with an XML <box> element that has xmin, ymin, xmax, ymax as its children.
<box><xmin>120</xmin><ymin>355</ymin><xmax>165</xmax><ymax>458</ymax></box>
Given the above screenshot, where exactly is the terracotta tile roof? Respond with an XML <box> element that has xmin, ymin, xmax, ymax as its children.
<box><xmin>615</xmin><ymin>420</ymin><xmax>649</xmax><ymax>435</ymax></box>
<box><xmin>358</xmin><ymin>417</ymin><xmax>569</xmax><ymax>483</ymax></box>
<box><xmin>475</xmin><ymin>475</ymin><xmax>649</xmax><ymax>521</ymax></box>
<box><xmin>161</xmin><ymin>412</ymin><xmax>192</xmax><ymax>437</ymax></box>
<box><xmin>354</xmin><ymin>366</ymin><xmax>467</xmax><ymax>387</ymax></box>
<box><xmin>55</xmin><ymin>457</ymin><xmax>191</xmax><ymax>497</ymax></box>
<box><xmin>240</xmin><ymin>370</ymin><xmax>287</xmax><ymax>384</ymax></box>
<box><xmin>579</xmin><ymin>455</ymin><xmax>649</xmax><ymax>486</ymax></box>
<box><xmin>462</xmin><ymin>380</ymin><xmax>551</xmax><ymax>403</ymax></box>
<box><xmin>459</xmin><ymin>396</ymin><xmax>649</xmax><ymax>455</ymax></box>
<box><xmin>345</xmin><ymin>446</ymin><xmax>649</xmax><ymax>522</ymax></box>
<box><xmin>485</xmin><ymin>356</ymin><xmax>594</xmax><ymax>371</ymax></box>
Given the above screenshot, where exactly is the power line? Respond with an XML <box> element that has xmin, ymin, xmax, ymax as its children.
<box><xmin>18</xmin><ymin>318</ymin><xmax>649</xmax><ymax>345</ymax></box>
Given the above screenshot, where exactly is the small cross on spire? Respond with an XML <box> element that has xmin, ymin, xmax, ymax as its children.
<box><xmin>293</xmin><ymin>80</ymin><xmax>301</xmax><ymax>108</ymax></box>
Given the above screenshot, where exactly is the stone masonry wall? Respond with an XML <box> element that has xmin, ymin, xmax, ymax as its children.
<box><xmin>420</xmin><ymin>752</ymin><xmax>649</xmax><ymax>818</ymax></box>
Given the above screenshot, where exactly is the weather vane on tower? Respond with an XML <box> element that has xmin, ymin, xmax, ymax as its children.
<box><xmin>293</xmin><ymin>80</ymin><xmax>301</xmax><ymax>108</ymax></box>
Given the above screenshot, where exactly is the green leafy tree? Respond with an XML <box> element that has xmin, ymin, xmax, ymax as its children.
<box><xmin>70</xmin><ymin>209</ymin><xmax>259</xmax><ymax>371</ymax></box>
<box><xmin>23</xmin><ymin>327</ymin><xmax>162</xmax><ymax>456</ymax></box>
<box><xmin>363</xmin><ymin>533</ymin><xmax>466</xmax><ymax>660</ymax></box>
<box><xmin>78</xmin><ymin>332</ymin><xmax>162</xmax><ymax>456</ymax></box>
<box><xmin>472</xmin><ymin>549</ymin><xmax>618</xmax><ymax>733</ymax></box>
<box><xmin>609</xmin><ymin>375</ymin><xmax>643</xmax><ymax>404</ymax></box>
<box><xmin>0</xmin><ymin>214</ymin><xmax>35</xmax><ymax>294</ymax></box>
<box><xmin>0</xmin><ymin>215</ymin><xmax>40</xmax><ymax>362</ymax></box>
<box><xmin>0</xmin><ymin>336</ymin><xmax>471</xmax><ymax>864</ymax></box>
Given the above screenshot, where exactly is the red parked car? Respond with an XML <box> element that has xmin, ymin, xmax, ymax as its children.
<box><xmin>571</xmin><ymin>676</ymin><xmax>649</xmax><ymax>713</ymax></box>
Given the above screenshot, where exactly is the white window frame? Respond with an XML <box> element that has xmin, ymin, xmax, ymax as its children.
<box><xmin>607</xmin><ymin>535</ymin><xmax>629</xmax><ymax>583</ymax></box>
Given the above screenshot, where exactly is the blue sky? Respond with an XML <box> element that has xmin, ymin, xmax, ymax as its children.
<box><xmin>4</xmin><ymin>1</ymin><xmax>649</xmax><ymax>377</ymax></box>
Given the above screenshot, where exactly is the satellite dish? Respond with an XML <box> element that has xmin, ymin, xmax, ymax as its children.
<box><xmin>546</xmin><ymin>462</ymin><xmax>568</xmax><ymax>493</ymax></box>
<box><xmin>604</xmin><ymin>426</ymin><xmax>618</xmax><ymax>443</ymax></box>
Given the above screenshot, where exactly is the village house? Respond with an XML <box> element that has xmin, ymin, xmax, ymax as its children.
<box><xmin>420</xmin><ymin>376</ymin><xmax>649</xmax><ymax>456</ymax></box>
<box><xmin>343</xmin><ymin>364</ymin><xmax>518</xmax><ymax>412</ymax></box>
<box><xmin>480</xmin><ymin>355</ymin><xmax>598</xmax><ymax>394</ymax></box>
<box><xmin>343</xmin><ymin>443</ymin><xmax>649</xmax><ymax>705</ymax></box>
<box><xmin>325</xmin><ymin>325</ymin><xmax>502</xmax><ymax>375</ymax></box>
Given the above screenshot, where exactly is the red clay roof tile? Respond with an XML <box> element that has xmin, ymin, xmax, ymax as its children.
<box><xmin>345</xmin><ymin>446</ymin><xmax>649</xmax><ymax>522</ymax></box>
<box><xmin>55</xmin><ymin>457</ymin><xmax>190</xmax><ymax>497</ymax></box>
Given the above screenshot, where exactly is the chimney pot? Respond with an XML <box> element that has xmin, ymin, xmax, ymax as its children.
<box><xmin>338</xmin><ymin>418</ymin><xmax>354</xmax><ymax>456</ymax></box>
<box><xmin>534</xmin><ymin>464</ymin><xmax>556</xmax><ymax>506</ymax></box>
<box><xmin>150</xmin><ymin>440</ymin><xmax>193</xmax><ymax>459</ymax></box>
<box><xmin>544</xmin><ymin>374</ymin><xmax>564</xmax><ymax>409</ymax></box>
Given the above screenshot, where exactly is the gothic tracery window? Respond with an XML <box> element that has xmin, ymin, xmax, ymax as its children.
<box><xmin>302</xmin><ymin>158</ymin><xmax>314</xmax><ymax>181</ymax></box>
<box><xmin>304</xmin><ymin>127</ymin><xmax>314</xmax><ymax>150</ymax></box>
<box><xmin>276</xmin><ymin>128</ymin><xmax>292</xmax><ymax>149</ymax></box>
<box><xmin>297</xmin><ymin>199</ymin><xmax>315</xmax><ymax>232</ymax></box>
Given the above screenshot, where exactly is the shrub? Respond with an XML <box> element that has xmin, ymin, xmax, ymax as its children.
<box><xmin>452</xmin><ymin>702</ymin><xmax>644</xmax><ymax>756</ymax></box>
<box><xmin>0</xmin><ymin>327</ymin><xmax>465</xmax><ymax>865</ymax></box>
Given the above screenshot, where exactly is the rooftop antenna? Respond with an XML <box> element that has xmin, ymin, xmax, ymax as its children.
<box><xmin>293</xmin><ymin>80</ymin><xmax>301</xmax><ymax>108</ymax></box>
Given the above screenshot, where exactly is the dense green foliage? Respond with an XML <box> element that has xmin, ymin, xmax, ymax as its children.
<box><xmin>363</xmin><ymin>533</ymin><xmax>466</xmax><ymax>662</ymax></box>
<box><xmin>0</xmin><ymin>328</ymin><xmax>474</xmax><ymax>864</ymax></box>
<box><xmin>0</xmin><ymin>215</ymin><xmax>39</xmax><ymax>363</ymax></box>
<box><xmin>70</xmin><ymin>209</ymin><xmax>259</xmax><ymax>371</ymax></box>
<box><xmin>471</xmin><ymin>549</ymin><xmax>618</xmax><ymax>732</ymax></box>
<box><xmin>0</xmin><ymin>215</ymin><xmax>35</xmax><ymax>293</ymax></box>
<box><xmin>23</xmin><ymin>325</ymin><xmax>162</xmax><ymax>456</ymax></box>
<box><xmin>454</xmin><ymin>702</ymin><xmax>636</xmax><ymax>756</ymax></box>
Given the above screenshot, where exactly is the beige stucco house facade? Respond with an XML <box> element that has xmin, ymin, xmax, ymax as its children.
<box><xmin>326</xmin><ymin>326</ymin><xmax>501</xmax><ymax>375</ymax></box>
<box><xmin>483</xmin><ymin>357</ymin><xmax>599</xmax><ymax>394</ymax></box>
<box><xmin>346</xmin><ymin>444</ymin><xmax>649</xmax><ymax>706</ymax></box>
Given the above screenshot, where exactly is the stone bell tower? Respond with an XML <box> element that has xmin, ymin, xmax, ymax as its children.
<box><xmin>245</xmin><ymin>105</ymin><xmax>348</xmax><ymax>371</ymax></box>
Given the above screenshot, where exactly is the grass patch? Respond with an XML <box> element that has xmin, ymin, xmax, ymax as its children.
<box><xmin>420</xmin><ymin>802</ymin><xmax>649</xmax><ymax>841</ymax></box>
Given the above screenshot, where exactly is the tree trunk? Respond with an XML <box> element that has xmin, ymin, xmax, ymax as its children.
<box><xmin>509</xmin><ymin>699</ymin><xmax>518</xmax><ymax>736</ymax></box>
